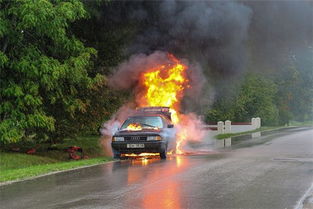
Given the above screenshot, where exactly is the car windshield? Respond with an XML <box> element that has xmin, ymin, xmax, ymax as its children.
<box><xmin>121</xmin><ymin>116</ymin><xmax>163</xmax><ymax>129</ymax></box>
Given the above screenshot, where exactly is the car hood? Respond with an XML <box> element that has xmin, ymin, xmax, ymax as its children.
<box><xmin>114</xmin><ymin>129</ymin><xmax>161</xmax><ymax>136</ymax></box>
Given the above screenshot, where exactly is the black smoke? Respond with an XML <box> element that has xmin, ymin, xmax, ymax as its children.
<box><xmin>127</xmin><ymin>0</ymin><xmax>252</xmax><ymax>77</ymax></box>
<box><xmin>246</xmin><ymin>0</ymin><xmax>313</xmax><ymax>71</ymax></box>
<box><xmin>104</xmin><ymin>0</ymin><xmax>312</xmax><ymax>112</ymax></box>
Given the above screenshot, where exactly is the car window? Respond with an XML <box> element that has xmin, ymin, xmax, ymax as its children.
<box><xmin>121</xmin><ymin>116</ymin><xmax>164</xmax><ymax>129</ymax></box>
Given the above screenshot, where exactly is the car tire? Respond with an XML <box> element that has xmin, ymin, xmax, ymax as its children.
<box><xmin>113</xmin><ymin>149</ymin><xmax>121</xmax><ymax>159</ymax></box>
<box><xmin>160</xmin><ymin>150</ymin><xmax>167</xmax><ymax>159</ymax></box>
<box><xmin>114</xmin><ymin>153</ymin><xmax>121</xmax><ymax>159</ymax></box>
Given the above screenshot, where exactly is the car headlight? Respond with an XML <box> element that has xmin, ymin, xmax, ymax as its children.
<box><xmin>147</xmin><ymin>135</ymin><xmax>162</xmax><ymax>141</ymax></box>
<box><xmin>113</xmin><ymin>136</ymin><xmax>124</xmax><ymax>142</ymax></box>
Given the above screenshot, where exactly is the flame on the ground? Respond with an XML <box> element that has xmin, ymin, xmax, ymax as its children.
<box><xmin>124</xmin><ymin>153</ymin><xmax>160</xmax><ymax>157</ymax></box>
<box><xmin>176</xmin><ymin>128</ymin><xmax>188</xmax><ymax>154</ymax></box>
<box><xmin>137</xmin><ymin>54</ymin><xmax>189</xmax><ymax>153</ymax></box>
<box><xmin>127</xmin><ymin>123</ymin><xmax>142</xmax><ymax>131</ymax></box>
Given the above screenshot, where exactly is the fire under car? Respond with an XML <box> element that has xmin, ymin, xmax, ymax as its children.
<box><xmin>111</xmin><ymin>107</ymin><xmax>176</xmax><ymax>159</ymax></box>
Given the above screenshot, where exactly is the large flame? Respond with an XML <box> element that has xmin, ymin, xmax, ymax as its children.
<box><xmin>137</xmin><ymin>54</ymin><xmax>189</xmax><ymax>153</ymax></box>
<box><xmin>127</xmin><ymin>123</ymin><xmax>142</xmax><ymax>131</ymax></box>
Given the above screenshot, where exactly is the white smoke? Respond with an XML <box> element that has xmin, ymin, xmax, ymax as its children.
<box><xmin>175</xmin><ymin>113</ymin><xmax>212</xmax><ymax>153</ymax></box>
<box><xmin>100</xmin><ymin>104</ymin><xmax>136</xmax><ymax>157</ymax></box>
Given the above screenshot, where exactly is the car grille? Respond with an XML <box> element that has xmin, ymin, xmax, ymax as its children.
<box><xmin>124</xmin><ymin>136</ymin><xmax>147</xmax><ymax>141</ymax></box>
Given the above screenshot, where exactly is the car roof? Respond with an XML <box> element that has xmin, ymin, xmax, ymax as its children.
<box><xmin>127</xmin><ymin>114</ymin><xmax>172</xmax><ymax>123</ymax></box>
<box><xmin>135</xmin><ymin>107</ymin><xmax>172</xmax><ymax>121</ymax></box>
<box><xmin>129</xmin><ymin>113</ymin><xmax>164</xmax><ymax>118</ymax></box>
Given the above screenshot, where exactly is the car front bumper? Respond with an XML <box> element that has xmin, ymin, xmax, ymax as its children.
<box><xmin>111</xmin><ymin>141</ymin><xmax>167</xmax><ymax>154</ymax></box>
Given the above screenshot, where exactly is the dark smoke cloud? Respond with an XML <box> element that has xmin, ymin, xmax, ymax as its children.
<box><xmin>106</xmin><ymin>0</ymin><xmax>312</xmax><ymax>110</ymax></box>
<box><xmin>108</xmin><ymin>0</ymin><xmax>253</xmax><ymax>112</ymax></box>
<box><xmin>128</xmin><ymin>0</ymin><xmax>252</xmax><ymax>77</ymax></box>
<box><xmin>123</xmin><ymin>0</ymin><xmax>312</xmax><ymax>72</ymax></box>
<box><xmin>245</xmin><ymin>0</ymin><xmax>313</xmax><ymax>70</ymax></box>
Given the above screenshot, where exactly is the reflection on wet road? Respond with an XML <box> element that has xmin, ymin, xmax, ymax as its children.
<box><xmin>127</xmin><ymin>156</ymin><xmax>188</xmax><ymax>209</ymax></box>
<box><xmin>0</xmin><ymin>127</ymin><xmax>312</xmax><ymax>209</ymax></box>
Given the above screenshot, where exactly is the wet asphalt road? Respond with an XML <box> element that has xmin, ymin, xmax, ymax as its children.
<box><xmin>1</xmin><ymin>127</ymin><xmax>313</xmax><ymax>209</ymax></box>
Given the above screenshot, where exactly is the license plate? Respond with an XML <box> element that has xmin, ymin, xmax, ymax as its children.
<box><xmin>127</xmin><ymin>144</ymin><xmax>144</xmax><ymax>148</ymax></box>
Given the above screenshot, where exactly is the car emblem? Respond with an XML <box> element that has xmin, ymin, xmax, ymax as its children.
<box><xmin>131</xmin><ymin>136</ymin><xmax>141</xmax><ymax>140</ymax></box>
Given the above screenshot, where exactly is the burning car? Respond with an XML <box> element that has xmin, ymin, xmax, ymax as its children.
<box><xmin>111</xmin><ymin>107</ymin><xmax>176</xmax><ymax>159</ymax></box>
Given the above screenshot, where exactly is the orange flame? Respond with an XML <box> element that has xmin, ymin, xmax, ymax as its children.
<box><xmin>124</xmin><ymin>153</ymin><xmax>160</xmax><ymax>157</ymax></box>
<box><xmin>137</xmin><ymin>54</ymin><xmax>189</xmax><ymax>153</ymax></box>
<box><xmin>127</xmin><ymin>123</ymin><xmax>142</xmax><ymax>131</ymax></box>
<box><xmin>176</xmin><ymin>129</ymin><xmax>188</xmax><ymax>154</ymax></box>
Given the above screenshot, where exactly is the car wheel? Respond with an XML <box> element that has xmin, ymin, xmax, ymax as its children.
<box><xmin>160</xmin><ymin>150</ymin><xmax>167</xmax><ymax>159</ymax></box>
<box><xmin>113</xmin><ymin>149</ymin><xmax>121</xmax><ymax>159</ymax></box>
<box><xmin>114</xmin><ymin>153</ymin><xmax>121</xmax><ymax>159</ymax></box>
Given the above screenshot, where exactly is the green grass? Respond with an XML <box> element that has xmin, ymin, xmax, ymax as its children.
<box><xmin>34</xmin><ymin>135</ymin><xmax>105</xmax><ymax>160</ymax></box>
<box><xmin>0</xmin><ymin>135</ymin><xmax>112</xmax><ymax>183</ymax></box>
<box><xmin>0</xmin><ymin>152</ymin><xmax>58</xmax><ymax>170</ymax></box>
<box><xmin>215</xmin><ymin>126</ymin><xmax>284</xmax><ymax>139</ymax></box>
<box><xmin>0</xmin><ymin>156</ymin><xmax>110</xmax><ymax>182</ymax></box>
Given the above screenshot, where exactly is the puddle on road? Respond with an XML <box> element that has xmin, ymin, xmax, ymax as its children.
<box><xmin>213</xmin><ymin>131</ymin><xmax>267</xmax><ymax>149</ymax></box>
<box><xmin>213</xmin><ymin>127</ymin><xmax>312</xmax><ymax>149</ymax></box>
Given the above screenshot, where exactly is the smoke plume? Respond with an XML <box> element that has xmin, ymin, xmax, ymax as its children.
<box><xmin>128</xmin><ymin>1</ymin><xmax>252</xmax><ymax>77</ymax></box>
<box><xmin>99</xmin><ymin>0</ymin><xmax>313</xmax><ymax>155</ymax></box>
<box><xmin>103</xmin><ymin>0</ymin><xmax>312</xmax><ymax>102</ymax></box>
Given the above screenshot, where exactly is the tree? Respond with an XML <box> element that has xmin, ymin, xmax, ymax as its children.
<box><xmin>233</xmin><ymin>73</ymin><xmax>279</xmax><ymax>125</ymax></box>
<box><xmin>205</xmin><ymin>99</ymin><xmax>235</xmax><ymax>123</ymax></box>
<box><xmin>0</xmin><ymin>0</ymin><xmax>104</xmax><ymax>143</ymax></box>
<box><xmin>206</xmin><ymin>73</ymin><xmax>279</xmax><ymax>125</ymax></box>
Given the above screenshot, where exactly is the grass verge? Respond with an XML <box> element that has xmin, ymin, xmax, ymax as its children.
<box><xmin>215</xmin><ymin>126</ymin><xmax>284</xmax><ymax>139</ymax></box>
<box><xmin>0</xmin><ymin>135</ymin><xmax>112</xmax><ymax>183</ymax></box>
<box><xmin>289</xmin><ymin>120</ymin><xmax>313</xmax><ymax>126</ymax></box>
<box><xmin>0</xmin><ymin>156</ymin><xmax>111</xmax><ymax>182</ymax></box>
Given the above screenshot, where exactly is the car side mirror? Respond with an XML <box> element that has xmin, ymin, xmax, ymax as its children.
<box><xmin>167</xmin><ymin>124</ymin><xmax>174</xmax><ymax>128</ymax></box>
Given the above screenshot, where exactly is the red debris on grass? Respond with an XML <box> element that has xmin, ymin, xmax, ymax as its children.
<box><xmin>26</xmin><ymin>148</ymin><xmax>36</xmax><ymax>154</ymax></box>
<box><xmin>66</xmin><ymin>146</ymin><xmax>84</xmax><ymax>160</ymax></box>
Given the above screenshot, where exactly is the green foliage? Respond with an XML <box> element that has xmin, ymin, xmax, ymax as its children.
<box><xmin>63</xmin><ymin>0</ymin><xmax>136</xmax><ymax>135</ymax></box>
<box><xmin>206</xmin><ymin>73</ymin><xmax>279</xmax><ymax>125</ymax></box>
<box><xmin>233</xmin><ymin>74</ymin><xmax>279</xmax><ymax>125</ymax></box>
<box><xmin>0</xmin><ymin>0</ymin><xmax>104</xmax><ymax>144</ymax></box>
<box><xmin>72</xmin><ymin>0</ymin><xmax>137</xmax><ymax>68</ymax></box>
<box><xmin>207</xmin><ymin>61</ymin><xmax>313</xmax><ymax>126</ymax></box>
<box><xmin>275</xmin><ymin>54</ymin><xmax>313</xmax><ymax>124</ymax></box>
<box><xmin>206</xmin><ymin>101</ymin><xmax>235</xmax><ymax>122</ymax></box>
